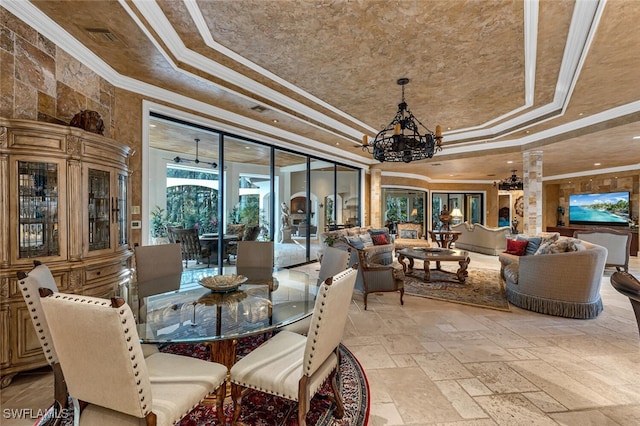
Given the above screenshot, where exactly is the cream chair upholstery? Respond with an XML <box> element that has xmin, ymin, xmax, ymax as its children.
<box><xmin>573</xmin><ymin>227</ymin><xmax>632</xmax><ymax>271</ymax></box>
<box><xmin>356</xmin><ymin>249</ymin><xmax>405</xmax><ymax>310</ymax></box>
<box><xmin>40</xmin><ymin>292</ymin><xmax>228</xmax><ymax>426</ymax></box>
<box><xmin>282</xmin><ymin>246</ymin><xmax>352</xmax><ymax>335</ymax></box>
<box><xmin>229</xmin><ymin>267</ymin><xmax>358</xmax><ymax>426</ymax></box>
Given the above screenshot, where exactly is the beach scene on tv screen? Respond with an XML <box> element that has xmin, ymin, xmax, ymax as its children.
<box><xmin>570</xmin><ymin>192</ymin><xmax>629</xmax><ymax>224</ymax></box>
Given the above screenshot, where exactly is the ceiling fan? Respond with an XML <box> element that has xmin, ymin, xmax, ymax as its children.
<box><xmin>171</xmin><ymin>138</ymin><xmax>217</xmax><ymax>168</ymax></box>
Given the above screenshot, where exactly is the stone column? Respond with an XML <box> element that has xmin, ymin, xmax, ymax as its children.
<box><xmin>370</xmin><ymin>169</ymin><xmax>382</xmax><ymax>227</ymax></box>
<box><xmin>523</xmin><ymin>150</ymin><xmax>543</xmax><ymax>235</ymax></box>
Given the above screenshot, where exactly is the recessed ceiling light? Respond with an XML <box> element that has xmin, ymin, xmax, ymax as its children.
<box><xmin>525</xmin><ymin>130</ymin><xmax>530</xmax><ymax>134</ymax></box>
<box><xmin>335</xmin><ymin>142</ymin><xmax>340</xmax><ymax>146</ymax></box>
<box><xmin>633</xmin><ymin>136</ymin><xmax>640</xmax><ymax>139</ymax></box>
<box><xmin>594</xmin><ymin>162</ymin><xmax>601</xmax><ymax>166</ymax></box>
<box><xmin>507</xmin><ymin>160</ymin><xmax>513</xmax><ymax>164</ymax></box>
<box><xmin>272</xmin><ymin>119</ymin><xmax>279</xmax><ymax>123</ymax></box>
<box><xmin>149</xmin><ymin>124</ymin><xmax>156</xmax><ymax>128</ymax></box>
<box><xmin>579</xmin><ymin>112</ymin><xmax>584</xmax><ymax>116</ymax></box>
<box><xmin>245</xmin><ymin>146</ymin><xmax>251</xmax><ymax>150</ymax></box>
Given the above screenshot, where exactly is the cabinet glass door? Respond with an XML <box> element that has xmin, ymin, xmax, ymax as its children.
<box><xmin>17</xmin><ymin>161</ymin><xmax>59</xmax><ymax>258</ymax></box>
<box><xmin>116</xmin><ymin>172</ymin><xmax>128</xmax><ymax>247</ymax></box>
<box><xmin>88</xmin><ymin>168</ymin><xmax>111</xmax><ymax>251</ymax></box>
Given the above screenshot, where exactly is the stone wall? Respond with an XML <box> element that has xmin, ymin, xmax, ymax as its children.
<box><xmin>0</xmin><ymin>7</ymin><xmax>116</xmax><ymax>138</ymax></box>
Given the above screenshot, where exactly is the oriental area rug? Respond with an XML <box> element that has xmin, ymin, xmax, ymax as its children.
<box><xmin>403</xmin><ymin>263</ymin><xmax>510</xmax><ymax>312</ymax></box>
<box><xmin>36</xmin><ymin>335</ymin><xmax>369</xmax><ymax>426</ymax></box>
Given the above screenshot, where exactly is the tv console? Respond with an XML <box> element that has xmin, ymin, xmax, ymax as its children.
<box><xmin>546</xmin><ymin>226</ymin><xmax>638</xmax><ymax>256</ymax></box>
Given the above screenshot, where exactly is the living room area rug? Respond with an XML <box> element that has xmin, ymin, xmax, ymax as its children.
<box><xmin>403</xmin><ymin>262</ymin><xmax>510</xmax><ymax>312</ymax></box>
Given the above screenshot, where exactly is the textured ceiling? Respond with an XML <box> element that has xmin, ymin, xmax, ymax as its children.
<box><xmin>15</xmin><ymin>0</ymin><xmax>640</xmax><ymax>182</ymax></box>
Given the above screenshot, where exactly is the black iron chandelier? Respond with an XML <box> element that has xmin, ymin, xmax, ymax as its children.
<box><xmin>172</xmin><ymin>138</ymin><xmax>217</xmax><ymax>168</ymax></box>
<box><xmin>362</xmin><ymin>78</ymin><xmax>443</xmax><ymax>163</ymax></box>
<box><xmin>498</xmin><ymin>170</ymin><xmax>523</xmax><ymax>190</ymax></box>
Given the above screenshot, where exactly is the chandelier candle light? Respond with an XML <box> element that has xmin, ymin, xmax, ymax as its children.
<box><xmin>362</xmin><ymin>78</ymin><xmax>443</xmax><ymax>163</ymax></box>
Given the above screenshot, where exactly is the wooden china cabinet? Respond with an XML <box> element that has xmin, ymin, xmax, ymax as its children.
<box><xmin>0</xmin><ymin>118</ymin><xmax>133</xmax><ymax>387</ymax></box>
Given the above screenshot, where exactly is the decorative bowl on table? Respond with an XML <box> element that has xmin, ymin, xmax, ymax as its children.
<box><xmin>199</xmin><ymin>274</ymin><xmax>247</xmax><ymax>293</ymax></box>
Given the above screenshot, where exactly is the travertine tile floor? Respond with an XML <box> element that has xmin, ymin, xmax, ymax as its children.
<box><xmin>2</xmin><ymin>251</ymin><xmax>640</xmax><ymax>425</ymax></box>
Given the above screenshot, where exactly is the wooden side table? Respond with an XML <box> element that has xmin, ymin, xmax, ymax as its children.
<box><xmin>428</xmin><ymin>231</ymin><xmax>461</xmax><ymax>249</ymax></box>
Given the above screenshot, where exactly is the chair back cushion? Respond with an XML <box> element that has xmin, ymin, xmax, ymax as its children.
<box><xmin>41</xmin><ymin>294</ymin><xmax>152</xmax><ymax>419</ymax></box>
<box><xmin>134</xmin><ymin>244</ymin><xmax>183</xmax><ymax>299</ymax></box>
<box><xmin>303</xmin><ymin>267</ymin><xmax>357</xmax><ymax>376</ymax></box>
<box><xmin>17</xmin><ymin>263</ymin><xmax>59</xmax><ymax>365</ymax></box>
<box><xmin>317</xmin><ymin>247</ymin><xmax>351</xmax><ymax>284</ymax></box>
<box><xmin>237</xmin><ymin>241</ymin><xmax>274</xmax><ymax>281</ymax></box>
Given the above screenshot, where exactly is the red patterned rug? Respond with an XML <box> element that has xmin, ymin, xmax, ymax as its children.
<box><xmin>34</xmin><ymin>334</ymin><xmax>369</xmax><ymax>426</ymax></box>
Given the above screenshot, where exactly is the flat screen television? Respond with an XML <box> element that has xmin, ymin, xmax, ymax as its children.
<box><xmin>569</xmin><ymin>191</ymin><xmax>630</xmax><ymax>226</ymax></box>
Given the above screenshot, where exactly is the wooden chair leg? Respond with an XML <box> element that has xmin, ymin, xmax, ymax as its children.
<box><xmin>363</xmin><ymin>293</ymin><xmax>368</xmax><ymax>310</ymax></box>
<box><xmin>399</xmin><ymin>288</ymin><xmax>404</xmax><ymax>305</ymax></box>
<box><xmin>297</xmin><ymin>376</ymin><xmax>310</xmax><ymax>426</ymax></box>
<box><xmin>231</xmin><ymin>382</ymin><xmax>243</xmax><ymax>425</ymax></box>
<box><xmin>329</xmin><ymin>368</ymin><xmax>345</xmax><ymax>419</ymax></box>
<box><xmin>215</xmin><ymin>382</ymin><xmax>226</xmax><ymax>425</ymax></box>
<box><xmin>144</xmin><ymin>412</ymin><xmax>157</xmax><ymax>426</ymax></box>
<box><xmin>629</xmin><ymin>298</ymin><xmax>640</xmax><ymax>338</ymax></box>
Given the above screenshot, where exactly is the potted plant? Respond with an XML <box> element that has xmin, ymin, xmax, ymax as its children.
<box><xmin>150</xmin><ymin>206</ymin><xmax>169</xmax><ymax>245</ymax></box>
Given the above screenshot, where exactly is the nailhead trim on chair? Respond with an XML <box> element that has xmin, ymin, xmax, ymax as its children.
<box><xmin>20</xmin><ymin>279</ymin><xmax>56</xmax><ymax>363</ymax></box>
<box><xmin>49</xmin><ymin>293</ymin><xmax>154</xmax><ymax>416</ymax></box>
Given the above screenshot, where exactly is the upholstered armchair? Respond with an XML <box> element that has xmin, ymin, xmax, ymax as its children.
<box><xmin>229</xmin><ymin>267</ymin><xmax>358</xmax><ymax>426</ymax></box>
<box><xmin>573</xmin><ymin>227</ymin><xmax>632</xmax><ymax>271</ymax></box>
<box><xmin>356</xmin><ymin>248</ymin><xmax>404</xmax><ymax>310</ymax></box>
<box><xmin>40</xmin><ymin>292</ymin><xmax>228</xmax><ymax>426</ymax></box>
<box><xmin>394</xmin><ymin>222</ymin><xmax>431</xmax><ymax>251</ymax></box>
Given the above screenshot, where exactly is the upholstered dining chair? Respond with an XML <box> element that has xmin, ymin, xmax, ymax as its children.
<box><xmin>282</xmin><ymin>246</ymin><xmax>352</xmax><ymax>335</ymax></box>
<box><xmin>236</xmin><ymin>241</ymin><xmax>275</xmax><ymax>283</ymax></box>
<box><xmin>171</xmin><ymin>227</ymin><xmax>211</xmax><ymax>268</ymax></box>
<box><xmin>229</xmin><ymin>266</ymin><xmax>358</xmax><ymax>426</ymax></box>
<box><xmin>134</xmin><ymin>243</ymin><xmax>183</xmax><ymax>306</ymax></box>
<box><xmin>39</xmin><ymin>292</ymin><xmax>228</xmax><ymax>426</ymax></box>
<box><xmin>356</xmin><ymin>248</ymin><xmax>405</xmax><ymax>310</ymax></box>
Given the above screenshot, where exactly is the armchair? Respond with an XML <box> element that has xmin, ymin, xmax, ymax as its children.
<box><xmin>229</xmin><ymin>267</ymin><xmax>358</xmax><ymax>426</ymax></box>
<box><xmin>573</xmin><ymin>227</ymin><xmax>632</xmax><ymax>271</ymax></box>
<box><xmin>394</xmin><ymin>223</ymin><xmax>431</xmax><ymax>251</ymax></box>
<box><xmin>40</xmin><ymin>292</ymin><xmax>228</xmax><ymax>426</ymax></box>
<box><xmin>356</xmin><ymin>248</ymin><xmax>404</xmax><ymax>310</ymax></box>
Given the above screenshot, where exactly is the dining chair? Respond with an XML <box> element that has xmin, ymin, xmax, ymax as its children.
<box><xmin>236</xmin><ymin>240</ymin><xmax>275</xmax><ymax>283</ymax></box>
<box><xmin>39</xmin><ymin>291</ymin><xmax>228</xmax><ymax>426</ymax></box>
<box><xmin>229</xmin><ymin>266</ymin><xmax>358</xmax><ymax>426</ymax></box>
<box><xmin>171</xmin><ymin>227</ymin><xmax>211</xmax><ymax>268</ymax></box>
<box><xmin>16</xmin><ymin>261</ymin><xmax>68</xmax><ymax>419</ymax></box>
<box><xmin>134</xmin><ymin>243</ymin><xmax>183</xmax><ymax>306</ymax></box>
<box><xmin>281</xmin><ymin>246</ymin><xmax>352</xmax><ymax>335</ymax></box>
<box><xmin>357</xmin><ymin>248</ymin><xmax>404</xmax><ymax>310</ymax></box>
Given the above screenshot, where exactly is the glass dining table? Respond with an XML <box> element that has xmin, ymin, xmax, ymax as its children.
<box><xmin>136</xmin><ymin>267</ymin><xmax>316</xmax><ymax>368</ymax></box>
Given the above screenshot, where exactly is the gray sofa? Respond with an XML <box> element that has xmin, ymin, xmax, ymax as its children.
<box><xmin>499</xmin><ymin>235</ymin><xmax>608</xmax><ymax>319</ymax></box>
<box><xmin>451</xmin><ymin>222</ymin><xmax>511</xmax><ymax>255</ymax></box>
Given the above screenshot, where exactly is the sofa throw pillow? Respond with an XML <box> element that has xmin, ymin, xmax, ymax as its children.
<box><xmin>372</xmin><ymin>233</ymin><xmax>389</xmax><ymax>245</ymax></box>
<box><xmin>400</xmin><ymin>229</ymin><xmax>418</xmax><ymax>239</ymax></box>
<box><xmin>360</xmin><ymin>233</ymin><xmax>374</xmax><ymax>247</ymax></box>
<box><xmin>516</xmin><ymin>235</ymin><xmax>542</xmax><ymax>256</ymax></box>
<box><xmin>344</xmin><ymin>236</ymin><xmax>364</xmax><ymax>250</ymax></box>
<box><xmin>505</xmin><ymin>239</ymin><xmax>528</xmax><ymax>256</ymax></box>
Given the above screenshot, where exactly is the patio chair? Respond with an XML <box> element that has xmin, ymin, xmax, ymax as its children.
<box><xmin>171</xmin><ymin>227</ymin><xmax>211</xmax><ymax>268</ymax></box>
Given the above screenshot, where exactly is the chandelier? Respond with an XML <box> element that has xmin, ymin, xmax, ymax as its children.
<box><xmin>498</xmin><ymin>170</ymin><xmax>523</xmax><ymax>190</ymax></box>
<box><xmin>172</xmin><ymin>138</ymin><xmax>217</xmax><ymax>168</ymax></box>
<box><xmin>362</xmin><ymin>78</ymin><xmax>443</xmax><ymax>163</ymax></box>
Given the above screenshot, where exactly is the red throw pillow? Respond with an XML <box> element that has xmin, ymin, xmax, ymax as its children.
<box><xmin>505</xmin><ymin>239</ymin><xmax>528</xmax><ymax>256</ymax></box>
<box><xmin>371</xmin><ymin>233</ymin><xmax>389</xmax><ymax>245</ymax></box>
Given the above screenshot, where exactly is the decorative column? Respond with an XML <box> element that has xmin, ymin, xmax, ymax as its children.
<box><xmin>523</xmin><ymin>150</ymin><xmax>543</xmax><ymax>235</ymax></box>
<box><xmin>370</xmin><ymin>169</ymin><xmax>382</xmax><ymax>227</ymax></box>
